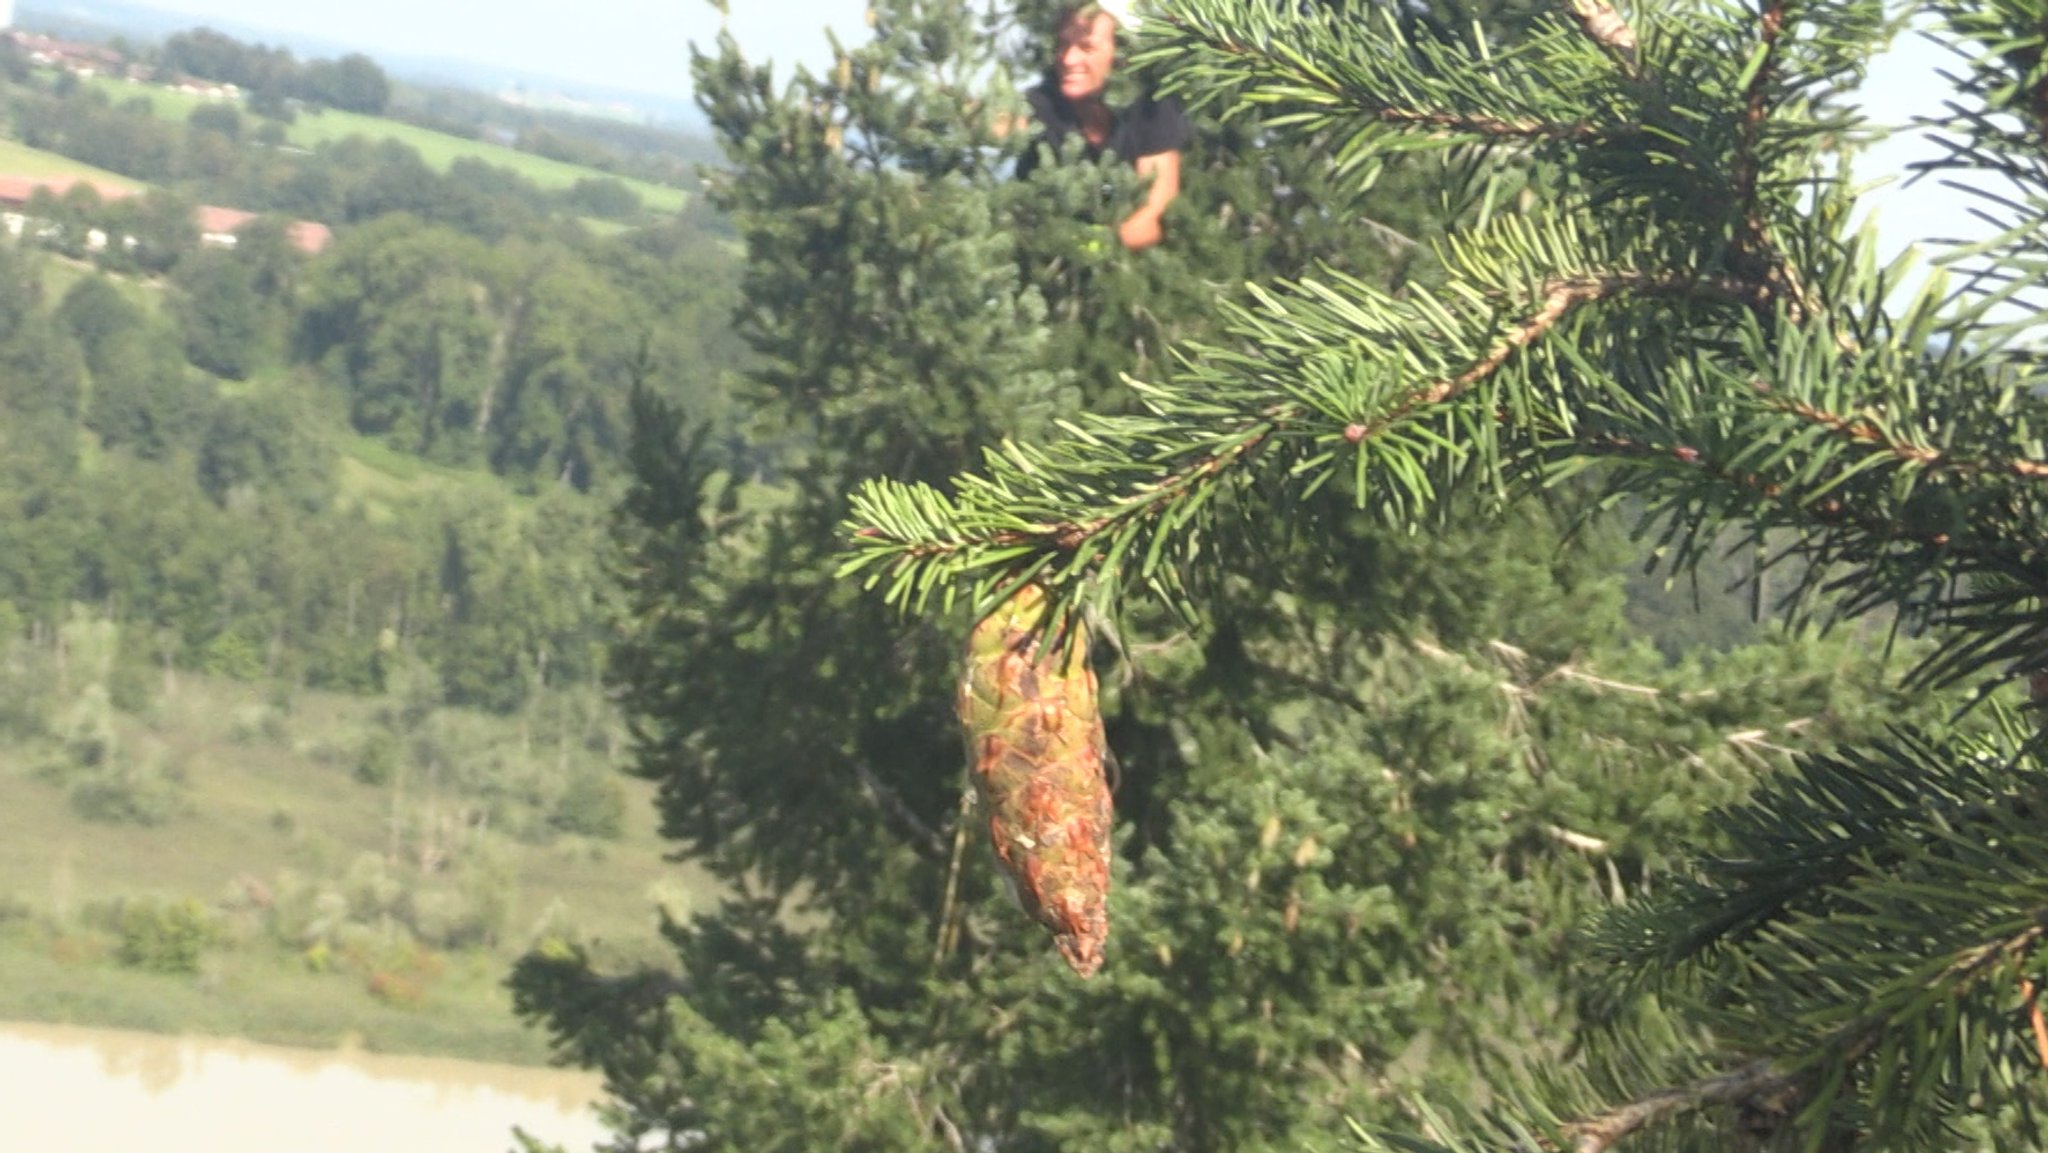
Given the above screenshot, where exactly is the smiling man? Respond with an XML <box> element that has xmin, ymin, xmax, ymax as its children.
<box><xmin>1018</xmin><ymin>1</ymin><xmax>1189</xmax><ymax>250</ymax></box>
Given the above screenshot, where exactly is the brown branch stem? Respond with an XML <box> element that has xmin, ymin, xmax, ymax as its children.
<box><xmin>2023</xmin><ymin>977</ymin><xmax>2048</xmax><ymax>1074</ymax></box>
<box><xmin>1569</xmin><ymin>926</ymin><xmax>2047</xmax><ymax>1151</ymax></box>
<box><xmin>1731</xmin><ymin>1</ymin><xmax>1784</xmax><ymax>217</ymax></box>
<box><xmin>1754</xmin><ymin>381</ymin><xmax>2048</xmax><ymax>483</ymax></box>
<box><xmin>932</xmin><ymin>781</ymin><xmax>973</xmax><ymax>967</ymax></box>
<box><xmin>1723</xmin><ymin>0</ymin><xmax>1819</xmax><ymax>324</ymax></box>
<box><xmin>1572</xmin><ymin>430</ymin><xmax>1954</xmax><ymax>550</ymax></box>
<box><xmin>1349</xmin><ymin>271</ymin><xmax>1753</xmax><ymax>444</ymax></box>
<box><xmin>1560</xmin><ymin>0</ymin><xmax>1640</xmax><ymax>76</ymax></box>
<box><xmin>1565</xmin><ymin>1060</ymin><xmax>1797</xmax><ymax>1153</ymax></box>
<box><xmin>851</xmin><ymin>758</ymin><xmax>949</xmax><ymax>858</ymax></box>
<box><xmin>1374</xmin><ymin>105</ymin><xmax>1601</xmax><ymax>140</ymax></box>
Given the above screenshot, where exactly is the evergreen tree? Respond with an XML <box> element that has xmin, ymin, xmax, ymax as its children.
<box><xmin>516</xmin><ymin>1</ymin><xmax>1914</xmax><ymax>1150</ymax></box>
<box><xmin>847</xmin><ymin>0</ymin><xmax>2048</xmax><ymax>1148</ymax></box>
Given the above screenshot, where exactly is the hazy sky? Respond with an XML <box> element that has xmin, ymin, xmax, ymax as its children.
<box><xmin>115</xmin><ymin>0</ymin><xmax>871</xmax><ymax>98</ymax></box>
<box><xmin>1851</xmin><ymin>21</ymin><xmax>2004</xmax><ymax>294</ymax></box>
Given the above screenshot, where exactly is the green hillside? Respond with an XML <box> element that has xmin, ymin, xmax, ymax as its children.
<box><xmin>83</xmin><ymin>77</ymin><xmax>689</xmax><ymax>213</ymax></box>
<box><xmin>0</xmin><ymin>46</ymin><xmax>742</xmax><ymax>1068</ymax></box>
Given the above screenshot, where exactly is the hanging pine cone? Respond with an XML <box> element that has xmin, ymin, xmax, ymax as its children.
<box><xmin>956</xmin><ymin>584</ymin><xmax>1113</xmax><ymax>978</ymax></box>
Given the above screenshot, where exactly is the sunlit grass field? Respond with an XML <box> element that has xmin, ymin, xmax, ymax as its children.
<box><xmin>334</xmin><ymin>435</ymin><xmax>524</xmax><ymax>523</ymax></box>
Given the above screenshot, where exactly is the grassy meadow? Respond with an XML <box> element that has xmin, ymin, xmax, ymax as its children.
<box><xmin>334</xmin><ymin>434</ymin><xmax>522</xmax><ymax>522</ymax></box>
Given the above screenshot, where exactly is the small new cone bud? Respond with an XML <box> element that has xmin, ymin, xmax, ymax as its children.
<box><xmin>957</xmin><ymin>584</ymin><xmax>1113</xmax><ymax>978</ymax></box>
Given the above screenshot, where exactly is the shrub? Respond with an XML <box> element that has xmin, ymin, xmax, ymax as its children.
<box><xmin>354</xmin><ymin>731</ymin><xmax>401</xmax><ymax>786</ymax></box>
<box><xmin>66</xmin><ymin>759</ymin><xmax>183</xmax><ymax>826</ymax></box>
<box><xmin>114</xmin><ymin>897</ymin><xmax>216</xmax><ymax>973</ymax></box>
<box><xmin>106</xmin><ymin>661</ymin><xmax>158</xmax><ymax>715</ymax></box>
<box><xmin>334</xmin><ymin>922</ymin><xmax>444</xmax><ymax>1005</ymax></box>
<box><xmin>549</xmin><ymin>768</ymin><xmax>626</xmax><ymax>840</ymax></box>
<box><xmin>366</xmin><ymin>967</ymin><xmax>424</xmax><ymax>1005</ymax></box>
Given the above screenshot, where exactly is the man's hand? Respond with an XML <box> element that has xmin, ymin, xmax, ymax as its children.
<box><xmin>1117</xmin><ymin>213</ymin><xmax>1164</xmax><ymax>251</ymax></box>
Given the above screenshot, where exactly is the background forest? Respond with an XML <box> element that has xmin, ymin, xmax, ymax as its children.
<box><xmin>0</xmin><ymin>18</ymin><xmax>741</xmax><ymax>1059</ymax></box>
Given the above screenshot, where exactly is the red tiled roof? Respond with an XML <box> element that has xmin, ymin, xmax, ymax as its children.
<box><xmin>195</xmin><ymin>204</ymin><xmax>256</xmax><ymax>235</ymax></box>
<box><xmin>286</xmin><ymin>220</ymin><xmax>333</xmax><ymax>255</ymax></box>
<box><xmin>0</xmin><ymin>175</ymin><xmax>139</xmax><ymax>205</ymax></box>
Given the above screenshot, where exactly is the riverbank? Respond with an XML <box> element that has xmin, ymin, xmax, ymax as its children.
<box><xmin>0</xmin><ymin>935</ymin><xmax>559</xmax><ymax>1064</ymax></box>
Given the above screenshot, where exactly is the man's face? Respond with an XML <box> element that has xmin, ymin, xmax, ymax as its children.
<box><xmin>1055</xmin><ymin>11</ymin><xmax>1118</xmax><ymax>103</ymax></box>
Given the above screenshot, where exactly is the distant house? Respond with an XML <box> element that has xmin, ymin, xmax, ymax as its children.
<box><xmin>6</xmin><ymin>30</ymin><xmax>124</xmax><ymax>77</ymax></box>
<box><xmin>284</xmin><ymin>220</ymin><xmax>333</xmax><ymax>255</ymax></box>
<box><xmin>0</xmin><ymin>174</ymin><xmax>133</xmax><ymax>244</ymax></box>
<box><xmin>173</xmin><ymin>80</ymin><xmax>240</xmax><ymax>102</ymax></box>
<box><xmin>195</xmin><ymin>204</ymin><xmax>253</xmax><ymax>247</ymax></box>
<box><xmin>0</xmin><ymin>175</ymin><xmax>331</xmax><ymax>255</ymax></box>
<box><xmin>192</xmin><ymin>204</ymin><xmax>332</xmax><ymax>255</ymax></box>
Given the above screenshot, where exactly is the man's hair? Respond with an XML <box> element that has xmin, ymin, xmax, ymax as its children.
<box><xmin>1057</xmin><ymin>2</ymin><xmax>1137</xmax><ymax>39</ymax></box>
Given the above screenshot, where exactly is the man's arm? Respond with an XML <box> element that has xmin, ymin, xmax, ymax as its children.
<box><xmin>1117</xmin><ymin>149</ymin><xmax>1180</xmax><ymax>251</ymax></box>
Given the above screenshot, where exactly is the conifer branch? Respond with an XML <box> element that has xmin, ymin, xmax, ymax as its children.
<box><xmin>1348</xmin><ymin>270</ymin><xmax>1747</xmax><ymax>445</ymax></box>
<box><xmin>1147</xmin><ymin>5</ymin><xmax>1626</xmax><ymax>144</ymax></box>
<box><xmin>1562</xmin><ymin>1059</ymin><xmax>1797</xmax><ymax>1153</ymax></box>
<box><xmin>1757</xmin><ymin>387</ymin><xmax>2048</xmax><ymax>482</ymax></box>
<box><xmin>1372</xmin><ymin>106</ymin><xmax>1604</xmax><ymax>141</ymax></box>
<box><xmin>1566</xmin><ymin>920</ymin><xmax>2048</xmax><ymax>1152</ymax></box>
<box><xmin>1758</xmin><ymin>386</ymin><xmax>1943</xmax><ymax>468</ymax></box>
<box><xmin>851</xmin><ymin>757</ymin><xmax>950</xmax><ymax>857</ymax></box>
<box><xmin>1731</xmin><ymin>0</ymin><xmax>1785</xmax><ymax>220</ymax></box>
<box><xmin>1544</xmin><ymin>665</ymin><xmax>1664</xmax><ymax>698</ymax></box>
<box><xmin>1570</xmin><ymin>431</ymin><xmax>1950</xmax><ymax>549</ymax></box>
<box><xmin>861</xmin><ymin>267</ymin><xmax>1740</xmax><ymax>580</ymax></box>
<box><xmin>1559</xmin><ymin>0</ymin><xmax>1641</xmax><ymax>77</ymax></box>
<box><xmin>1933</xmin><ymin>1</ymin><xmax>2048</xmax><ymax>148</ymax></box>
<box><xmin>1726</xmin><ymin>0</ymin><xmax>1813</xmax><ymax>321</ymax></box>
<box><xmin>854</xmin><ymin>407</ymin><xmax>1289</xmax><ymax>568</ymax></box>
<box><xmin>1240</xmin><ymin>654</ymin><xmax>1373</xmax><ymax>714</ymax></box>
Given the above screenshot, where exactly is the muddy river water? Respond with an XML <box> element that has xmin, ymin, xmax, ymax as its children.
<box><xmin>0</xmin><ymin>1021</ymin><xmax>609</xmax><ymax>1152</ymax></box>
